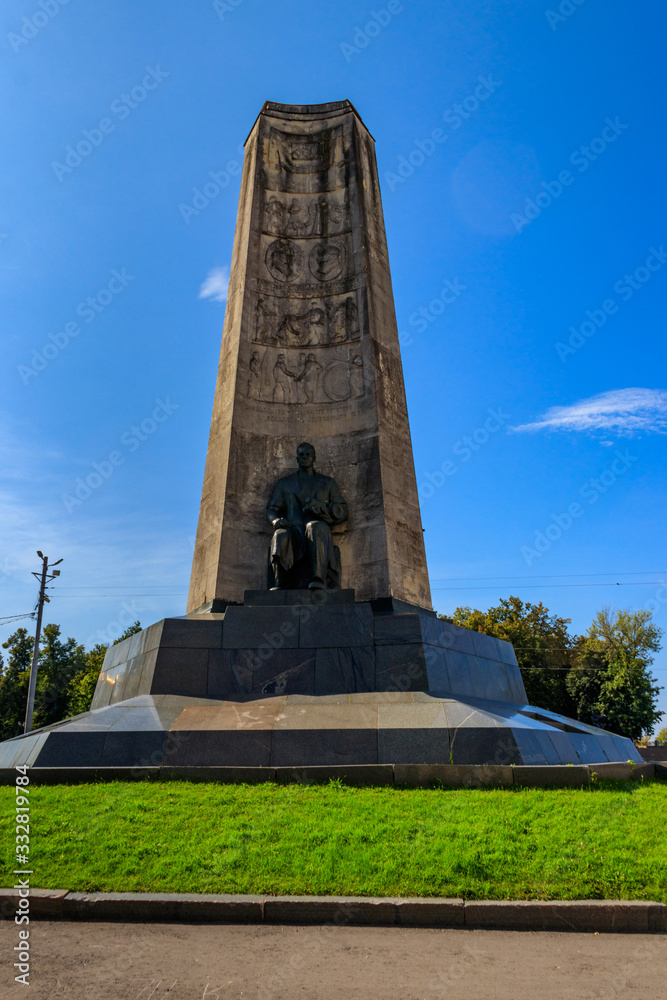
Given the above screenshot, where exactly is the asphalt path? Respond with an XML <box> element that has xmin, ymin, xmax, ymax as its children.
<box><xmin>1</xmin><ymin>921</ymin><xmax>665</xmax><ymax>999</ymax></box>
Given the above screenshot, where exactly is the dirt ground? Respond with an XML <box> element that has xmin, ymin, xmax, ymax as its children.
<box><xmin>1</xmin><ymin>921</ymin><xmax>665</xmax><ymax>1000</ymax></box>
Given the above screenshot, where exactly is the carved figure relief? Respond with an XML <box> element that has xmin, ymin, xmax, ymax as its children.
<box><xmin>263</xmin><ymin>195</ymin><xmax>348</xmax><ymax>238</ymax></box>
<box><xmin>322</xmin><ymin>355</ymin><xmax>365</xmax><ymax>402</ymax></box>
<box><xmin>247</xmin><ymin>350</ymin><xmax>262</xmax><ymax>400</ymax></box>
<box><xmin>264</xmin><ymin>239</ymin><xmax>304</xmax><ymax>282</ymax></box>
<box><xmin>265</xmin><ymin>126</ymin><xmax>347</xmax><ymax>192</ymax></box>
<box><xmin>254</xmin><ymin>294</ymin><xmax>360</xmax><ymax>348</ymax></box>
<box><xmin>327</xmin><ymin>297</ymin><xmax>359</xmax><ymax>344</ymax></box>
<box><xmin>246</xmin><ymin>347</ymin><xmax>365</xmax><ymax>405</ymax></box>
<box><xmin>272</xmin><ymin>354</ymin><xmax>295</xmax><ymax>403</ymax></box>
<box><xmin>290</xmin><ymin>139</ymin><xmax>320</xmax><ymax>162</ymax></box>
<box><xmin>276</xmin><ymin>304</ymin><xmax>327</xmax><ymax>347</ymax></box>
<box><xmin>309</xmin><ymin>241</ymin><xmax>346</xmax><ymax>282</ymax></box>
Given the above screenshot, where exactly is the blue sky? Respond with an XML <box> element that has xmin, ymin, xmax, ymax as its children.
<box><xmin>2</xmin><ymin>1</ymin><xmax>666</xmax><ymax>726</ymax></box>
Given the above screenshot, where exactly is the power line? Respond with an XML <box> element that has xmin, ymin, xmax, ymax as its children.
<box><xmin>433</xmin><ymin>582</ymin><xmax>667</xmax><ymax>591</ymax></box>
<box><xmin>51</xmin><ymin>591</ymin><xmax>188</xmax><ymax>597</ymax></box>
<box><xmin>0</xmin><ymin>613</ymin><xmax>36</xmax><ymax>626</ymax></box>
<box><xmin>431</xmin><ymin>571</ymin><xmax>667</xmax><ymax>581</ymax></box>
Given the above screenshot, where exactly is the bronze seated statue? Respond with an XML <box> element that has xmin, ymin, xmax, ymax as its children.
<box><xmin>267</xmin><ymin>441</ymin><xmax>348</xmax><ymax>590</ymax></box>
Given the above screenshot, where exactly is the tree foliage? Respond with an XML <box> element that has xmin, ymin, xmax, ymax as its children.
<box><xmin>0</xmin><ymin>628</ymin><xmax>34</xmax><ymax>740</ymax></box>
<box><xmin>450</xmin><ymin>596</ymin><xmax>577</xmax><ymax>716</ymax></box>
<box><xmin>447</xmin><ymin>599</ymin><xmax>664</xmax><ymax>741</ymax></box>
<box><xmin>0</xmin><ymin>620</ymin><xmax>142</xmax><ymax>740</ymax></box>
<box><xmin>566</xmin><ymin>607</ymin><xmax>663</xmax><ymax>741</ymax></box>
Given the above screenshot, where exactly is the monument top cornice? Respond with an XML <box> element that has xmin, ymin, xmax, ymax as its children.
<box><xmin>244</xmin><ymin>99</ymin><xmax>372</xmax><ymax>143</ymax></box>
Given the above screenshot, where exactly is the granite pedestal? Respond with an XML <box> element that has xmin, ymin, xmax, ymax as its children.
<box><xmin>0</xmin><ymin>592</ymin><xmax>642</xmax><ymax>771</ymax></box>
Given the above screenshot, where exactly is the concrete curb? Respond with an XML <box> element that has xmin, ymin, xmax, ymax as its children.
<box><xmin>0</xmin><ymin>889</ymin><xmax>664</xmax><ymax>932</ymax></box>
<box><xmin>0</xmin><ymin>761</ymin><xmax>658</xmax><ymax>787</ymax></box>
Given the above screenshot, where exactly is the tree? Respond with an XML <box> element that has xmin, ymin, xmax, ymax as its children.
<box><xmin>0</xmin><ymin>620</ymin><xmax>142</xmax><ymax>740</ymax></box>
<box><xmin>0</xmin><ymin>628</ymin><xmax>34</xmax><ymax>740</ymax></box>
<box><xmin>655</xmin><ymin>727</ymin><xmax>667</xmax><ymax>746</ymax></box>
<box><xmin>32</xmin><ymin>624</ymin><xmax>87</xmax><ymax>730</ymax></box>
<box><xmin>66</xmin><ymin>644</ymin><xmax>107</xmax><ymax>718</ymax></box>
<box><xmin>449</xmin><ymin>596</ymin><xmax>577</xmax><ymax>715</ymax></box>
<box><xmin>566</xmin><ymin>607</ymin><xmax>663</xmax><ymax>741</ymax></box>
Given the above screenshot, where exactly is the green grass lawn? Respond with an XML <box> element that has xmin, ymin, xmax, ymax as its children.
<box><xmin>2</xmin><ymin>779</ymin><xmax>665</xmax><ymax>900</ymax></box>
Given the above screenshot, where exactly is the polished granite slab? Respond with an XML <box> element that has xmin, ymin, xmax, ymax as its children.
<box><xmin>0</xmin><ymin>692</ymin><xmax>643</xmax><ymax>770</ymax></box>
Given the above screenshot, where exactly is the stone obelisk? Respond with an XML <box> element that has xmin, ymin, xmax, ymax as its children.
<box><xmin>187</xmin><ymin>100</ymin><xmax>431</xmax><ymax>612</ymax></box>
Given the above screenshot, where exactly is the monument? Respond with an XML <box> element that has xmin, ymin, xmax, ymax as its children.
<box><xmin>186</xmin><ymin>98</ymin><xmax>431</xmax><ymax>613</ymax></box>
<box><xmin>0</xmin><ymin>101</ymin><xmax>642</xmax><ymax>775</ymax></box>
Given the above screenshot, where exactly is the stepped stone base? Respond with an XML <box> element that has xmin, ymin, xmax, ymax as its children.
<box><xmin>0</xmin><ymin>593</ymin><xmax>642</xmax><ymax>770</ymax></box>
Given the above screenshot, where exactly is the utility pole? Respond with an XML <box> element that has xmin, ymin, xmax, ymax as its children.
<box><xmin>24</xmin><ymin>551</ymin><xmax>62</xmax><ymax>735</ymax></box>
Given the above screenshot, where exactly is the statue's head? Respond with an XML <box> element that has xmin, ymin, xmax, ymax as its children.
<box><xmin>296</xmin><ymin>441</ymin><xmax>316</xmax><ymax>471</ymax></box>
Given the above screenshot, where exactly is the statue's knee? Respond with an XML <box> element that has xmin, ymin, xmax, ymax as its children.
<box><xmin>272</xmin><ymin>527</ymin><xmax>289</xmax><ymax>552</ymax></box>
<box><xmin>305</xmin><ymin>519</ymin><xmax>323</xmax><ymax>538</ymax></box>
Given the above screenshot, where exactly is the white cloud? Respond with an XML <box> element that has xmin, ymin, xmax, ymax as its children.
<box><xmin>198</xmin><ymin>265</ymin><xmax>229</xmax><ymax>303</ymax></box>
<box><xmin>510</xmin><ymin>388</ymin><xmax>667</xmax><ymax>437</ymax></box>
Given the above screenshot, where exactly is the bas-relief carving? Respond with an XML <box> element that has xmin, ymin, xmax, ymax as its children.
<box><xmin>263</xmin><ymin>236</ymin><xmax>349</xmax><ymax>285</ymax></box>
<box><xmin>263</xmin><ymin>126</ymin><xmax>348</xmax><ymax>194</ymax></box>
<box><xmin>263</xmin><ymin>195</ymin><xmax>348</xmax><ymax>238</ymax></box>
<box><xmin>309</xmin><ymin>240</ymin><xmax>346</xmax><ymax>281</ymax></box>
<box><xmin>264</xmin><ymin>239</ymin><xmax>304</xmax><ymax>283</ymax></box>
<box><xmin>267</xmin><ymin>127</ymin><xmax>346</xmax><ymax>175</ymax></box>
<box><xmin>246</xmin><ymin>347</ymin><xmax>365</xmax><ymax>405</ymax></box>
<box><xmin>254</xmin><ymin>293</ymin><xmax>360</xmax><ymax>348</ymax></box>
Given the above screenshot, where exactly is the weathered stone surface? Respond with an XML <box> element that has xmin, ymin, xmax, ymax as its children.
<box><xmin>222</xmin><ymin>606</ymin><xmax>300</xmax><ymax>649</ymax></box>
<box><xmin>244</xmin><ymin>589</ymin><xmax>355</xmax><ymax>606</ymax></box>
<box><xmin>270</xmin><ymin>729</ymin><xmax>377</xmax><ymax>767</ymax></box>
<box><xmin>315</xmin><ymin>646</ymin><xmax>375</xmax><ymax>694</ymax></box>
<box><xmin>251</xmin><ymin>648</ymin><xmax>316</xmax><ymax>695</ymax></box>
<box><xmin>395</xmin><ymin>898</ymin><xmax>465</xmax><ymax>927</ymax></box>
<box><xmin>463</xmin><ymin>900</ymin><xmax>659</xmax><ymax>933</ymax></box>
<box><xmin>160</xmin><ymin>766</ymin><xmax>276</xmax><ymax>783</ymax></box>
<box><xmin>512</xmin><ymin>765</ymin><xmax>590</xmax><ymax>787</ymax></box>
<box><xmin>33</xmin><ymin>732</ymin><xmax>106</xmax><ymax>768</ymax></box>
<box><xmin>262</xmin><ymin>895</ymin><xmax>395</xmax><ymax>925</ymax></box>
<box><xmin>0</xmin><ymin>888</ymin><xmax>69</xmax><ymax>920</ymax></box>
<box><xmin>274</xmin><ymin>764</ymin><xmax>394</xmax><ymax>785</ymax></box>
<box><xmin>394</xmin><ymin>763</ymin><xmax>514</xmax><ymax>787</ymax></box>
<box><xmin>164</xmin><ymin>730</ymin><xmax>272</xmax><ymax>767</ymax></box>
<box><xmin>99</xmin><ymin>731</ymin><xmax>167</xmax><ymax>768</ymax></box>
<box><xmin>150</xmin><ymin>647</ymin><xmax>208</xmax><ymax>697</ymax></box>
<box><xmin>375</xmin><ymin>644</ymin><xmax>429</xmax><ymax>691</ymax></box>
<box><xmin>186</xmin><ymin>101</ymin><xmax>432</xmax><ymax>611</ymax></box>
<box><xmin>207</xmin><ymin>649</ymin><xmax>254</xmax><ymax>697</ymax></box>
<box><xmin>299</xmin><ymin>604</ymin><xmax>373</xmax><ymax>648</ymax></box>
